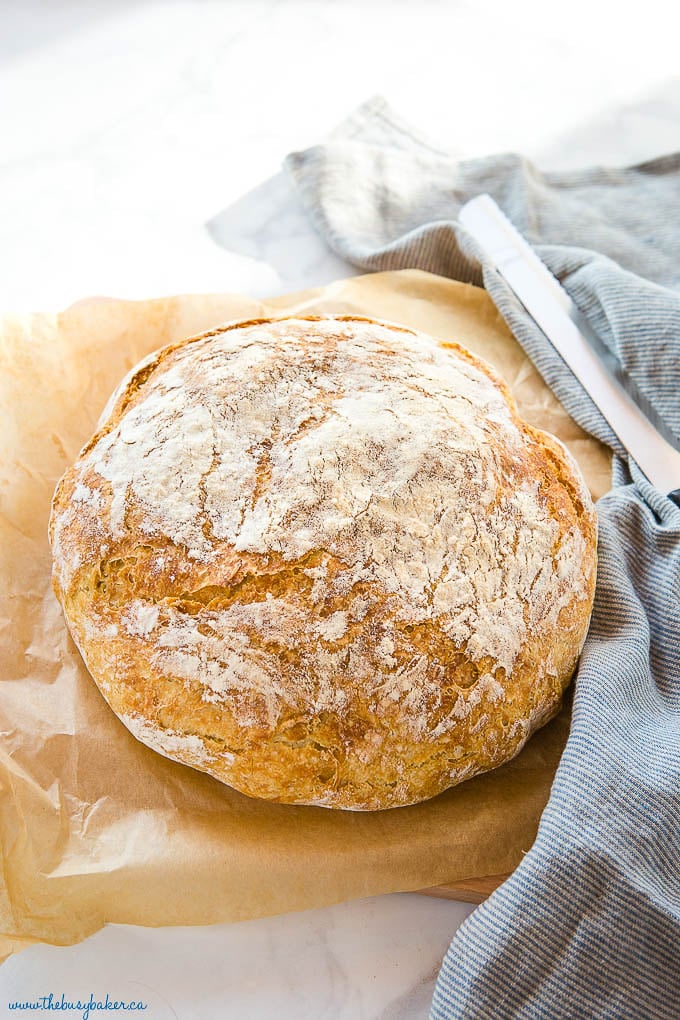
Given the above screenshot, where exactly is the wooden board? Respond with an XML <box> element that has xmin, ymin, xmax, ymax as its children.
<box><xmin>418</xmin><ymin>873</ymin><xmax>509</xmax><ymax>904</ymax></box>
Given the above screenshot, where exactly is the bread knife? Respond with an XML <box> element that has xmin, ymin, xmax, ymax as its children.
<box><xmin>458</xmin><ymin>193</ymin><xmax>680</xmax><ymax>502</ymax></box>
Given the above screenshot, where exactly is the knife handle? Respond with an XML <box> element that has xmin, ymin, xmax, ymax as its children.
<box><xmin>459</xmin><ymin>195</ymin><xmax>680</xmax><ymax>495</ymax></box>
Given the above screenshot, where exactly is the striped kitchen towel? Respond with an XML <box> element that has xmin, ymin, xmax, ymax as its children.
<box><xmin>285</xmin><ymin>96</ymin><xmax>680</xmax><ymax>1019</ymax></box>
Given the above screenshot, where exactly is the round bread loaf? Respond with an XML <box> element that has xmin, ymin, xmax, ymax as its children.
<box><xmin>50</xmin><ymin>315</ymin><xmax>597</xmax><ymax>810</ymax></box>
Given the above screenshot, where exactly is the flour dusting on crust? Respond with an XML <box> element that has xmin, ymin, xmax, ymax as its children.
<box><xmin>119</xmin><ymin>713</ymin><xmax>231</xmax><ymax>767</ymax></box>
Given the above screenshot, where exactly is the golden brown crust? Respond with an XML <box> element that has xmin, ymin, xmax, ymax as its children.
<box><xmin>49</xmin><ymin>315</ymin><xmax>597</xmax><ymax>810</ymax></box>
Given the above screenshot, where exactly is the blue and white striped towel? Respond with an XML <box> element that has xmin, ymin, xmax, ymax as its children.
<box><xmin>285</xmin><ymin>96</ymin><xmax>680</xmax><ymax>1019</ymax></box>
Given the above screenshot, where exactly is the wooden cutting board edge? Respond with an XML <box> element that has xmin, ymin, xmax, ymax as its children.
<box><xmin>417</xmin><ymin>873</ymin><xmax>509</xmax><ymax>904</ymax></box>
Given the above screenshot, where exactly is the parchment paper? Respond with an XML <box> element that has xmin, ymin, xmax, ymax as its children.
<box><xmin>0</xmin><ymin>269</ymin><xmax>612</xmax><ymax>962</ymax></box>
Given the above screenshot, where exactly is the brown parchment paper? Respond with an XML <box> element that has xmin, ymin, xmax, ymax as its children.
<box><xmin>0</xmin><ymin>269</ymin><xmax>612</xmax><ymax>963</ymax></box>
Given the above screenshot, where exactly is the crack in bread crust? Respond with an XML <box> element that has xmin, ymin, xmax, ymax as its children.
<box><xmin>49</xmin><ymin>315</ymin><xmax>597</xmax><ymax>810</ymax></box>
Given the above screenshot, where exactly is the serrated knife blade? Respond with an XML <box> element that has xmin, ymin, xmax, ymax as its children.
<box><xmin>459</xmin><ymin>193</ymin><xmax>680</xmax><ymax>500</ymax></box>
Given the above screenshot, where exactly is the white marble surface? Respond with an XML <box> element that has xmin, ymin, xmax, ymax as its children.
<box><xmin>3</xmin><ymin>896</ymin><xmax>474</xmax><ymax>1020</ymax></box>
<box><xmin>2</xmin><ymin>0</ymin><xmax>680</xmax><ymax>312</ymax></box>
<box><xmin>1</xmin><ymin>1</ymin><xmax>679</xmax><ymax>1017</ymax></box>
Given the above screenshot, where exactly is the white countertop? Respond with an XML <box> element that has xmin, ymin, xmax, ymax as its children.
<box><xmin>2</xmin><ymin>1</ymin><xmax>679</xmax><ymax>1017</ymax></box>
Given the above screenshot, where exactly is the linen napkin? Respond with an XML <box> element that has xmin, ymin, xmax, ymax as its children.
<box><xmin>285</xmin><ymin>96</ymin><xmax>680</xmax><ymax>1019</ymax></box>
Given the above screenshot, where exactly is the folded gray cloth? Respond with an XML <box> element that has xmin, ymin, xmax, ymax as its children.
<box><xmin>285</xmin><ymin>96</ymin><xmax>680</xmax><ymax>1019</ymax></box>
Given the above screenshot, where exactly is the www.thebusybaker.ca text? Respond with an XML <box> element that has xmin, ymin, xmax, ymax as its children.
<box><xmin>8</xmin><ymin>992</ymin><xmax>148</xmax><ymax>1020</ymax></box>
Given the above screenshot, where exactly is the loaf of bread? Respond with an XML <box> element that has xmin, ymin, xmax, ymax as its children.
<box><xmin>49</xmin><ymin>315</ymin><xmax>597</xmax><ymax>810</ymax></box>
